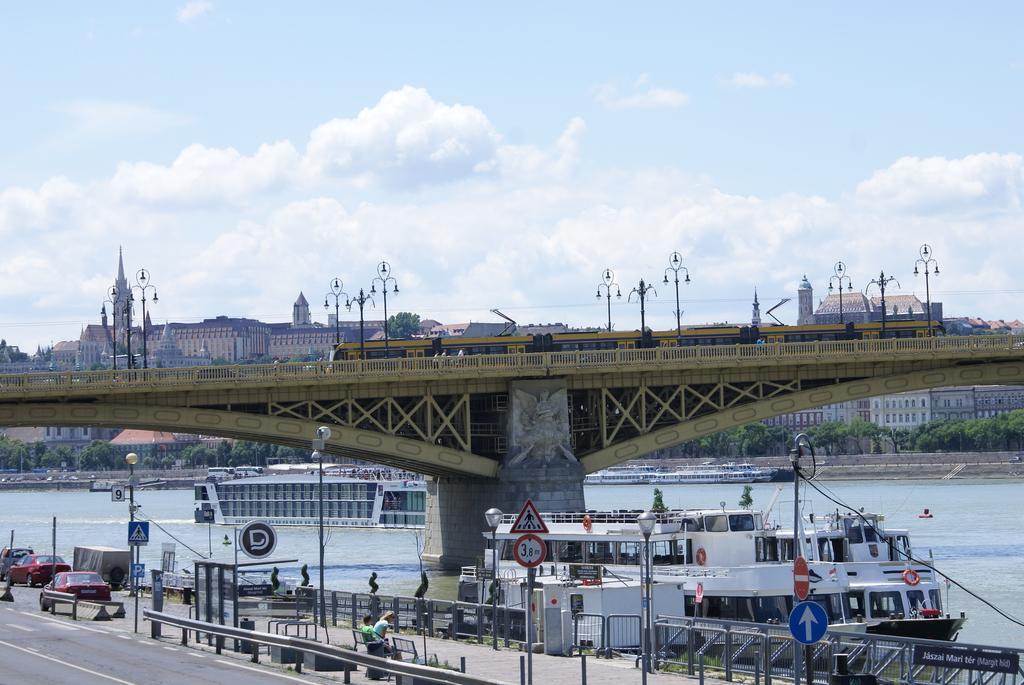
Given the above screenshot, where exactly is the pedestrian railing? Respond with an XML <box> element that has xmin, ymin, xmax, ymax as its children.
<box><xmin>570</xmin><ymin>613</ymin><xmax>643</xmax><ymax>658</ymax></box>
<box><xmin>143</xmin><ymin>609</ymin><xmax>505</xmax><ymax>685</ymax></box>
<box><xmin>654</xmin><ymin>616</ymin><xmax>1024</xmax><ymax>685</ymax></box>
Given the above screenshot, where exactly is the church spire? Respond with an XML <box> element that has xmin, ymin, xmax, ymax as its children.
<box><xmin>752</xmin><ymin>289</ymin><xmax>762</xmax><ymax>327</ymax></box>
<box><xmin>117</xmin><ymin>246</ymin><xmax>126</xmax><ymax>282</ymax></box>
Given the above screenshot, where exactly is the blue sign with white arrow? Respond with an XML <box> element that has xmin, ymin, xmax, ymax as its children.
<box><xmin>789</xmin><ymin>601</ymin><xmax>828</xmax><ymax>644</ymax></box>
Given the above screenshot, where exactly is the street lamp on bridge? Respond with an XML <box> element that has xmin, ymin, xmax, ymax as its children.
<box><xmin>914</xmin><ymin>244</ymin><xmax>940</xmax><ymax>337</ymax></box>
<box><xmin>662</xmin><ymin>252</ymin><xmax>690</xmax><ymax>344</ymax></box>
<box><xmin>865</xmin><ymin>270</ymin><xmax>900</xmax><ymax>338</ymax></box>
<box><xmin>347</xmin><ymin>289</ymin><xmax>375</xmax><ymax>359</ymax></box>
<box><xmin>828</xmin><ymin>261</ymin><xmax>853</xmax><ymax>326</ymax></box>
<box><xmin>131</xmin><ymin>269</ymin><xmax>158</xmax><ymax>369</ymax></box>
<box><xmin>324</xmin><ymin>277</ymin><xmax>348</xmax><ymax>347</ymax></box>
<box><xmin>371</xmin><ymin>261</ymin><xmax>399</xmax><ymax>355</ymax></box>
<box><xmin>628</xmin><ymin>279</ymin><xmax>658</xmax><ymax>340</ymax></box>
<box><xmin>102</xmin><ymin>285</ymin><xmax>118</xmax><ymax>370</ymax></box>
<box><xmin>595</xmin><ymin>268</ymin><xmax>621</xmax><ymax>333</ymax></box>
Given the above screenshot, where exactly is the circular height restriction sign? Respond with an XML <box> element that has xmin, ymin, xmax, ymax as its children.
<box><xmin>513</xmin><ymin>533</ymin><xmax>546</xmax><ymax>568</ymax></box>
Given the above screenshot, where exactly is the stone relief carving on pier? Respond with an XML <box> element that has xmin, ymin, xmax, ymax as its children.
<box><xmin>506</xmin><ymin>387</ymin><xmax>576</xmax><ymax>466</ymax></box>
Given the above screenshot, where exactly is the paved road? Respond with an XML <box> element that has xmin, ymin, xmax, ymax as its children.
<box><xmin>0</xmin><ymin>597</ymin><xmax>331</xmax><ymax>685</ymax></box>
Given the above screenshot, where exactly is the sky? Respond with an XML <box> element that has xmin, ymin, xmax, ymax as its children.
<box><xmin>2</xmin><ymin>2</ymin><xmax>1023</xmax><ymax>351</ymax></box>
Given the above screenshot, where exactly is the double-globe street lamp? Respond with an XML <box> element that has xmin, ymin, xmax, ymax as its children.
<box><xmin>371</xmin><ymin>261</ymin><xmax>399</xmax><ymax>355</ymax></box>
<box><xmin>828</xmin><ymin>261</ymin><xmax>853</xmax><ymax>326</ymax></box>
<box><xmin>628</xmin><ymin>279</ymin><xmax>658</xmax><ymax>340</ymax></box>
<box><xmin>865</xmin><ymin>270</ymin><xmax>900</xmax><ymax>338</ymax></box>
<box><xmin>914</xmin><ymin>244</ymin><xmax>940</xmax><ymax>337</ymax></box>
<box><xmin>125</xmin><ymin>451</ymin><xmax>140</xmax><ymax>632</ymax></box>
<box><xmin>324</xmin><ymin>277</ymin><xmax>348</xmax><ymax>347</ymax></box>
<box><xmin>347</xmin><ymin>289</ymin><xmax>375</xmax><ymax>360</ymax></box>
<box><xmin>662</xmin><ymin>252</ymin><xmax>691</xmax><ymax>344</ymax></box>
<box><xmin>131</xmin><ymin>269</ymin><xmax>158</xmax><ymax>368</ymax></box>
<box><xmin>637</xmin><ymin>511</ymin><xmax>657</xmax><ymax>681</ymax></box>
<box><xmin>484</xmin><ymin>507</ymin><xmax>503</xmax><ymax>650</ymax></box>
<box><xmin>595</xmin><ymin>268</ymin><xmax>621</xmax><ymax>333</ymax></box>
<box><xmin>102</xmin><ymin>285</ymin><xmax>118</xmax><ymax>370</ymax></box>
<box><xmin>312</xmin><ymin>425</ymin><xmax>332</xmax><ymax>629</ymax></box>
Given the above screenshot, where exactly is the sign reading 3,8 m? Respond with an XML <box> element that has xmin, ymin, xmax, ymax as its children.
<box><xmin>513</xmin><ymin>533</ymin><xmax>546</xmax><ymax>568</ymax></box>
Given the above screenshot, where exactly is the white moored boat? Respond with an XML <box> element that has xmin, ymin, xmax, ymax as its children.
<box><xmin>585</xmin><ymin>462</ymin><xmax>778</xmax><ymax>485</ymax></box>
<box><xmin>194</xmin><ymin>468</ymin><xmax>426</xmax><ymax>528</ymax></box>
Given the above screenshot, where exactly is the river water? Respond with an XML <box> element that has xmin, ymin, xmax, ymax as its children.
<box><xmin>1</xmin><ymin>479</ymin><xmax>1020</xmax><ymax>648</ymax></box>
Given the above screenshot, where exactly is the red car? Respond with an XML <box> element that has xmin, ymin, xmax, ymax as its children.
<box><xmin>40</xmin><ymin>572</ymin><xmax>112</xmax><ymax>610</ymax></box>
<box><xmin>8</xmin><ymin>554</ymin><xmax>71</xmax><ymax>587</ymax></box>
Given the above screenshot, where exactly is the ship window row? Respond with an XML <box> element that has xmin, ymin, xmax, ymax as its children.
<box><xmin>500</xmin><ymin>540</ymin><xmax>691</xmax><ymax>566</ymax></box>
<box><xmin>381</xmin><ymin>513</ymin><xmax>425</xmax><ymax>526</ymax></box>
<box><xmin>221</xmin><ymin>500</ymin><xmax>374</xmax><ymax>519</ymax></box>
<box><xmin>220</xmin><ymin>483</ymin><xmax>377</xmax><ymax>500</ymax></box>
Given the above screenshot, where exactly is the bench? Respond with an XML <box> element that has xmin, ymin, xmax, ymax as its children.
<box><xmin>390</xmin><ymin>636</ymin><xmax>419</xmax><ymax>664</ymax></box>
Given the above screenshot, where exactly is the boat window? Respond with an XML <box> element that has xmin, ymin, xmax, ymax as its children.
<box><xmin>848</xmin><ymin>591</ymin><xmax>866</xmax><ymax>618</ymax></box>
<box><xmin>679</xmin><ymin>517</ymin><xmax>703</xmax><ymax>532</ymax></box>
<box><xmin>728</xmin><ymin>514</ymin><xmax>755</xmax><ymax>531</ymax></box>
<box><xmin>807</xmin><ymin>594</ymin><xmax>842</xmax><ymax>621</ymax></box>
<box><xmin>586</xmin><ymin>542</ymin><xmax>614</xmax><ymax>564</ymax></box>
<box><xmin>892</xmin><ymin>535</ymin><xmax>911</xmax><ymax>560</ymax></box>
<box><xmin>616</xmin><ymin>542</ymin><xmax>640</xmax><ymax>566</ymax></box>
<box><xmin>652</xmin><ymin>541</ymin><xmax>675</xmax><ymax>565</ymax></box>
<box><xmin>756</xmin><ymin>536</ymin><xmax>780</xmax><ymax>562</ymax></box>
<box><xmin>907</xmin><ymin>590</ymin><xmax>928</xmax><ymax>613</ymax></box>
<box><xmin>704</xmin><ymin>515</ymin><xmax>729</xmax><ymax>532</ymax></box>
<box><xmin>754</xmin><ymin>595</ymin><xmax>791</xmax><ymax>623</ymax></box>
<box><xmin>863</xmin><ymin>526</ymin><xmax>879</xmax><ymax>543</ymax></box>
<box><xmin>817</xmin><ymin>539</ymin><xmax>832</xmax><ymax>561</ymax></box>
<box><xmin>843</xmin><ymin>519</ymin><xmax>864</xmax><ymax>544</ymax></box>
<box><xmin>555</xmin><ymin>541</ymin><xmax>584</xmax><ymax>564</ymax></box>
<box><xmin>780</xmin><ymin>538</ymin><xmax>795</xmax><ymax>562</ymax></box>
<box><xmin>928</xmin><ymin>590</ymin><xmax>942</xmax><ymax>612</ymax></box>
<box><xmin>869</xmin><ymin>591</ymin><xmax>905</xmax><ymax>617</ymax></box>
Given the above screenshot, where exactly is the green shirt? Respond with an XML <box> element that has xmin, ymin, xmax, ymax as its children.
<box><xmin>360</xmin><ymin>625</ymin><xmax>378</xmax><ymax>643</ymax></box>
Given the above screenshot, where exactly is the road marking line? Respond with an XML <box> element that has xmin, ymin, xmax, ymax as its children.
<box><xmin>163</xmin><ymin>646</ymin><xmax>178</xmax><ymax>651</ymax></box>
<box><xmin>188</xmin><ymin>652</ymin><xmax>206</xmax><ymax>658</ymax></box>
<box><xmin>7</xmin><ymin>624</ymin><xmax>35</xmax><ymax>632</ymax></box>
<box><xmin>116</xmin><ymin>634</ymin><xmax>133</xmax><ymax>640</ymax></box>
<box><xmin>18</xmin><ymin>611</ymin><xmax>107</xmax><ymax>634</ymax></box>
<box><xmin>215</xmin><ymin>659</ymin><xmax>312</xmax><ymax>682</ymax></box>
<box><xmin>0</xmin><ymin>639</ymin><xmax>138</xmax><ymax>685</ymax></box>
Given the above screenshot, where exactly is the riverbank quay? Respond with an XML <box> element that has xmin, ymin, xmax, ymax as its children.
<box><xmin>2</xmin><ymin>583</ymin><xmax>730</xmax><ymax>685</ymax></box>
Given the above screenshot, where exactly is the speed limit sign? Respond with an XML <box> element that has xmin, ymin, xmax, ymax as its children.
<box><xmin>513</xmin><ymin>533</ymin><xmax>546</xmax><ymax>568</ymax></box>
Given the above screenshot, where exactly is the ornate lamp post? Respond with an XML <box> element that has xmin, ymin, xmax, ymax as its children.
<box><xmin>913</xmin><ymin>244</ymin><xmax>940</xmax><ymax>336</ymax></box>
<box><xmin>484</xmin><ymin>507</ymin><xmax>503</xmax><ymax>650</ymax></box>
<box><xmin>595</xmin><ymin>268</ymin><xmax>621</xmax><ymax>333</ymax></box>
<box><xmin>637</xmin><ymin>511</ymin><xmax>657</xmax><ymax>680</ymax></box>
<box><xmin>662</xmin><ymin>252</ymin><xmax>691</xmax><ymax>344</ymax></box>
<box><xmin>865</xmin><ymin>270</ymin><xmax>900</xmax><ymax>338</ymax></box>
<box><xmin>323</xmin><ymin>277</ymin><xmax>348</xmax><ymax>347</ymax></box>
<box><xmin>827</xmin><ymin>261</ymin><xmax>853</xmax><ymax>326</ymax></box>
<box><xmin>123</xmin><ymin>289</ymin><xmax>135</xmax><ymax>369</ymax></box>
<box><xmin>312</xmin><ymin>425</ymin><xmax>331</xmax><ymax>629</ymax></box>
<box><xmin>628</xmin><ymin>279</ymin><xmax>658</xmax><ymax>340</ymax></box>
<box><xmin>102</xmin><ymin>285</ymin><xmax>118</xmax><ymax>370</ymax></box>
<box><xmin>371</xmin><ymin>261</ymin><xmax>399</xmax><ymax>355</ymax></box>
<box><xmin>125</xmin><ymin>451</ymin><xmax>140</xmax><ymax>630</ymax></box>
<box><xmin>131</xmin><ymin>269</ymin><xmax>158</xmax><ymax>369</ymax></box>
<box><xmin>347</xmin><ymin>289</ymin><xmax>375</xmax><ymax>360</ymax></box>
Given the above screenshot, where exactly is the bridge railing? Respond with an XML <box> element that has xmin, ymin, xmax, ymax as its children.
<box><xmin>1</xmin><ymin>334</ymin><xmax>1021</xmax><ymax>395</ymax></box>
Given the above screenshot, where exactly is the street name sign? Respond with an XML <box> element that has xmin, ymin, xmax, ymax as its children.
<box><xmin>789</xmin><ymin>601</ymin><xmax>828</xmax><ymax>644</ymax></box>
<box><xmin>513</xmin><ymin>533</ymin><xmax>546</xmax><ymax>568</ymax></box>
<box><xmin>239</xmin><ymin>521</ymin><xmax>278</xmax><ymax>560</ymax></box>
<box><xmin>127</xmin><ymin>521</ymin><xmax>149</xmax><ymax>546</ymax></box>
<box><xmin>509</xmin><ymin>499</ymin><xmax>548</xmax><ymax>534</ymax></box>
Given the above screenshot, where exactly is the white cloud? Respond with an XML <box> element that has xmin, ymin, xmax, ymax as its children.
<box><xmin>177</xmin><ymin>1</ymin><xmax>213</xmax><ymax>23</ymax></box>
<box><xmin>593</xmin><ymin>80</ymin><xmax>689</xmax><ymax>110</ymax></box>
<box><xmin>303</xmin><ymin>86</ymin><xmax>501</xmax><ymax>187</ymax></box>
<box><xmin>728</xmin><ymin>72</ymin><xmax>795</xmax><ymax>89</ymax></box>
<box><xmin>51</xmin><ymin>100</ymin><xmax>192</xmax><ymax>141</ymax></box>
<box><xmin>855</xmin><ymin>153</ymin><xmax>1023</xmax><ymax>213</ymax></box>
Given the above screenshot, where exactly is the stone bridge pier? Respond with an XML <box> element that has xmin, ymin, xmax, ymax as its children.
<box><xmin>423</xmin><ymin>379</ymin><xmax>585</xmax><ymax>569</ymax></box>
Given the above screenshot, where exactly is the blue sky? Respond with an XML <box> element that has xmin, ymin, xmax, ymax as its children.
<box><xmin>2</xmin><ymin>3</ymin><xmax>1023</xmax><ymax>349</ymax></box>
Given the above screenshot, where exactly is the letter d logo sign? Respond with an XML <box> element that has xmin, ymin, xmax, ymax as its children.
<box><xmin>239</xmin><ymin>521</ymin><xmax>278</xmax><ymax>560</ymax></box>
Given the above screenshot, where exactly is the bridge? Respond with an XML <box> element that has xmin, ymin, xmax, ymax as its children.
<box><xmin>3</xmin><ymin>333</ymin><xmax>1023</xmax><ymax>566</ymax></box>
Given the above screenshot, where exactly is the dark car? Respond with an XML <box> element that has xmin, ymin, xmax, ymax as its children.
<box><xmin>7</xmin><ymin>554</ymin><xmax>71</xmax><ymax>587</ymax></box>
<box><xmin>40</xmin><ymin>572</ymin><xmax>112</xmax><ymax>610</ymax></box>
<box><xmin>0</xmin><ymin>546</ymin><xmax>33</xmax><ymax>581</ymax></box>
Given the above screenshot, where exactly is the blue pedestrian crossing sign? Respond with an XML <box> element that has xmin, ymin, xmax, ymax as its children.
<box><xmin>127</xmin><ymin>521</ymin><xmax>150</xmax><ymax>546</ymax></box>
<box><xmin>789</xmin><ymin>601</ymin><xmax>828</xmax><ymax>644</ymax></box>
<box><xmin>131</xmin><ymin>563</ymin><xmax>145</xmax><ymax>579</ymax></box>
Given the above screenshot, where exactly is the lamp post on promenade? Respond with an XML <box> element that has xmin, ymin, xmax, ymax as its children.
<box><xmin>103</xmin><ymin>285</ymin><xmax>118</xmax><ymax>370</ymax></box>
<box><xmin>484</xmin><ymin>508</ymin><xmax>503</xmax><ymax>650</ymax></box>
<box><xmin>637</xmin><ymin>511</ymin><xmax>657</xmax><ymax>681</ymax></box>
<box><xmin>662</xmin><ymin>252</ymin><xmax>690</xmax><ymax>344</ymax></box>
<box><xmin>324</xmin><ymin>277</ymin><xmax>348</xmax><ymax>347</ymax></box>
<box><xmin>914</xmin><ymin>244</ymin><xmax>940</xmax><ymax>337</ymax></box>
<box><xmin>371</xmin><ymin>262</ymin><xmax>399</xmax><ymax>355</ymax></box>
<box><xmin>131</xmin><ymin>269</ymin><xmax>157</xmax><ymax>369</ymax></box>
<box><xmin>312</xmin><ymin>425</ymin><xmax>331</xmax><ymax>629</ymax></box>
<box><xmin>628</xmin><ymin>279</ymin><xmax>658</xmax><ymax>341</ymax></box>
<box><xmin>595</xmin><ymin>268</ymin><xmax>621</xmax><ymax>333</ymax></box>
<box><xmin>125</xmin><ymin>452</ymin><xmax>140</xmax><ymax>631</ymax></box>
<box><xmin>347</xmin><ymin>289</ymin><xmax>374</xmax><ymax>360</ymax></box>
<box><xmin>865</xmin><ymin>270</ymin><xmax>900</xmax><ymax>338</ymax></box>
<box><xmin>828</xmin><ymin>261</ymin><xmax>853</xmax><ymax>326</ymax></box>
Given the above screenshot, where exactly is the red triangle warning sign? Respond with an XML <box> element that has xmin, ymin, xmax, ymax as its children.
<box><xmin>509</xmin><ymin>499</ymin><xmax>548</xmax><ymax>534</ymax></box>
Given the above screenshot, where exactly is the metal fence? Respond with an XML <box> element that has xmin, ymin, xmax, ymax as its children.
<box><xmin>570</xmin><ymin>613</ymin><xmax>643</xmax><ymax>658</ymax></box>
<box><xmin>654</xmin><ymin>616</ymin><xmax>1024</xmax><ymax>685</ymax></box>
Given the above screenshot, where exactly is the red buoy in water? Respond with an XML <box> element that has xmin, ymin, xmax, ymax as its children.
<box><xmin>918</xmin><ymin>508</ymin><xmax>933</xmax><ymax>518</ymax></box>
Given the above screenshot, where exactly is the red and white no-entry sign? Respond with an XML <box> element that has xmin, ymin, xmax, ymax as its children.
<box><xmin>695</xmin><ymin>582</ymin><xmax>704</xmax><ymax>604</ymax></box>
<box><xmin>793</xmin><ymin>556</ymin><xmax>810</xmax><ymax>601</ymax></box>
<box><xmin>513</xmin><ymin>533</ymin><xmax>546</xmax><ymax>568</ymax></box>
